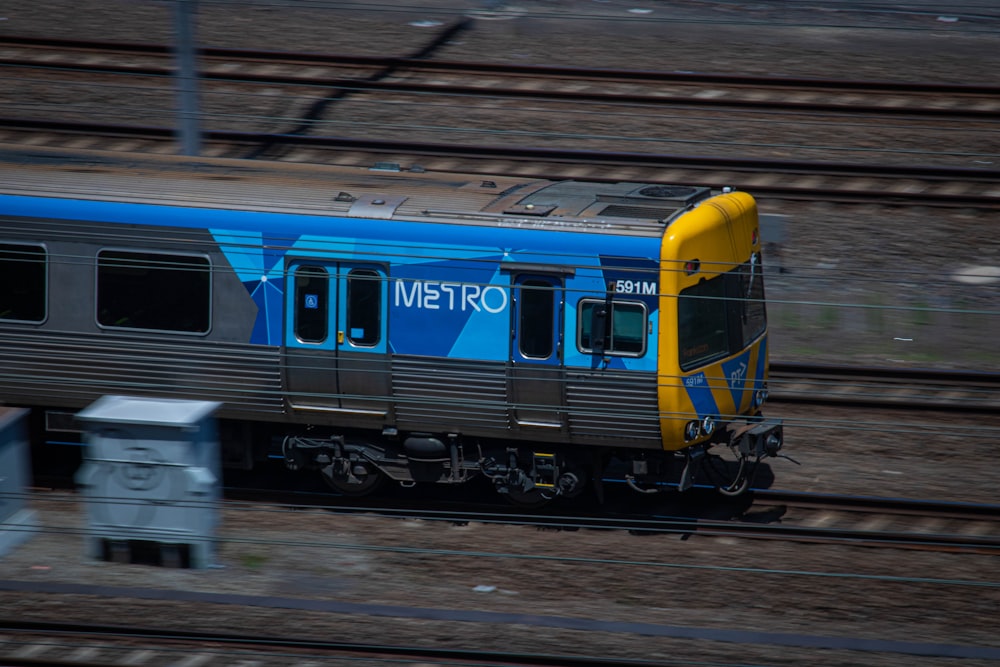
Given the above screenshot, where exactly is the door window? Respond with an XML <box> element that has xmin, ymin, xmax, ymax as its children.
<box><xmin>519</xmin><ymin>279</ymin><xmax>554</xmax><ymax>359</ymax></box>
<box><xmin>294</xmin><ymin>265</ymin><xmax>328</xmax><ymax>343</ymax></box>
<box><xmin>346</xmin><ymin>268</ymin><xmax>381</xmax><ymax>346</ymax></box>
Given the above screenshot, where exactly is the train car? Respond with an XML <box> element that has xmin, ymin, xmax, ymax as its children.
<box><xmin>0</xmin><ymin>147</ymin><xmax>783</xmax><ymax>504</ymax></box>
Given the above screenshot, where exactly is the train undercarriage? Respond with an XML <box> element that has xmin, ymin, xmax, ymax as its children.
<box><xmin>279</xmin><ymin>419</ymin><xmax>786</xmax><ymax>505</ymax></box>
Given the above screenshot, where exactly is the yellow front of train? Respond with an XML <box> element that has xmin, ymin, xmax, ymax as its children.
<box><xmin>656</xmin><ymin>190</ymin><xmax>783</xmax><ymax>492</ymax></box>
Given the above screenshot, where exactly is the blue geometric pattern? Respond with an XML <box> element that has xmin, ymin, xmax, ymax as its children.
<box><xmin>682</xmin><ymin>372</ymin><xmax>720</xmax><ymax>420</ymax></box>
<box><xmin>213</xmin><ymin>230</ymin><xmax>294</xmax><ymax>345</ymax></box>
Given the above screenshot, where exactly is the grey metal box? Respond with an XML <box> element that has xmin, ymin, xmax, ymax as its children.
<box><xmin>0</xmin><ymin>407</ymin><xmax>38</xmax><ymax>558</ymax></box>
<box><xmin>75</xmin><ymin>396</ymin><xmax>221</xmax><ymax>568</ymax></box>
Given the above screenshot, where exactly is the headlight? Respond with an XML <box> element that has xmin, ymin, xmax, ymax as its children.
<box><xmin>701</xmin><ymin>415</ymin><xmax>716</xmax><ymax>436</ymax></box>
<box><xmin>755</xmin><ymin>386</ymin><xmax>769</xmax><ymax>407</ymax></box>
<box><xmin>765</xmin><ymin>431</ymin><xmax>783</xmax><ymax>455</ymax></box>
<box><xmin>684</xmin><ymin>420</ymin><xmax>700</xmax><ymax>441</ymax></box>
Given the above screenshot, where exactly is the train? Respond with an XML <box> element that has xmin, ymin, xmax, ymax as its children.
<box><xmin>0</xmin><ymin>146</ymin><xmax>784</xmax><ymax>505</ymax></box>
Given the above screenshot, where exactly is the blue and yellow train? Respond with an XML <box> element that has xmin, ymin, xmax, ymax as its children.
<box><xmin>0</xmin><ymin>147</ymin><xmax>783</xmax><ymax>504</ymax></box>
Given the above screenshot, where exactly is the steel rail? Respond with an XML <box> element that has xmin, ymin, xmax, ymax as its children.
<box><xmin>18</xmin><ymin>118</ymin><xmax>992</xmax><ymax>178</ymax></box>
<box><xmin>768</xmin><ymin>362</ymin><xmax>1000</xmax><ymax>412</ymax></box>
<box><xmin>17</xmin><ymin>484</ymin><xmax>1000</xmax><ymax>555</ymax></box>
<box><xmin>0</xmin><ymin>620</ymin><xmax>655</xmax><ymax>667</ymax></box>
<box><xmin>215</xmin><ymin>487</ymin><xmax>1000</xmax><ymax>553</ymax></box>
<box><xmin>5</xmin><ymin>35</ymin><xmax>1000</xmax><ymax>94</ymax></box>
<box><xmin>3</xmin><ymin>614</ymin><xmax>998</xmax><ymax>665</ymax></box>
<box><xmin>3</xmin><ymin>36</ymin><xmax>1000</xmax><ymax>118</ymax></box>
<box><xmin>6</xmin><ymin>59</ymin><xmax>999</xmax><ymax>120</ymax></box>
<box><xmin>753</xmin><ymin>489</ymin><xmax>1000</xmax><ymax>519</ymax></box>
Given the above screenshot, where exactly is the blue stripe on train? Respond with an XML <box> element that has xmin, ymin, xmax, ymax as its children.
<box><xmin>683</xmin><ymin>372</ymin><xmax>719</xmax><ymax>420</ymax></box>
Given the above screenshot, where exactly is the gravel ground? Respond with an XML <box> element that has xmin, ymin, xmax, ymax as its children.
<box><xmin>2</xmin><ymin>497</ymin><xmax>999</xmax><ymax>666</ymax></box>
<box><xmin>2</xmin><ymin>2</ymin><xmax>1000</xmax><ymax>665</ymax></box>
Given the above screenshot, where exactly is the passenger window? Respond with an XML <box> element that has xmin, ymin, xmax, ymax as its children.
<box><xmin>519</xmin><ymin>280</ymin><xmax>554</xmax><ymax>359</ymax></box>
<box><xmin>0</xmin><ymin>243</ymin><xmax>46</xmax><ymax>323</ymax></box>
<box><xmin>97</xmin><ymin>250</ymin><xmax>210</xmax><ymax>333</ymax></box>
<box><xmin>347</xmin><ymin>269</ymin><xmax>381</xmax><ymax>346</ymax></box>
<box><xmin>294</xmin><ymin>266</ymin><xmax>328</xmax><ymax>343</ymax></box>
<box><xmin>578</xmin><ymin>299</ymin><xmax>647</xmax><ymax>356</ymax></box>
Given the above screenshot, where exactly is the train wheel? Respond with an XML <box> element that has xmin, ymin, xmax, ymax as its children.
<box><xmin>503</xmin><ymin>486</ymin><xmax>554</xmax><ymax>509</ymax></box>
<box><xmin>320</xmin><ymin>461</ymin><xmax>386</xmax><ymax>496</ymax></box>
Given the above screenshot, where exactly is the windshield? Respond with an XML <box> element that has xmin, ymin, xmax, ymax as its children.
<box><xmin>678</xmin><ymin>258</ymin><xmax>766</xmax><ymax>371</ymax></box>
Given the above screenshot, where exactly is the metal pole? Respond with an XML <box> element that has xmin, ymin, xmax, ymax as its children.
<box><xmin>174</xmin><ymin>0</ymin><xmax>201</xmax><ymax>156</ymax></box>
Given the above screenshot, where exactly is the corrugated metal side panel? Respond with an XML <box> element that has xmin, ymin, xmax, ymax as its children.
<box><xmin>565</xmin><ymin>371</ymin><xmax>662</xmax><ymax>446</ymax></box>
<box><xmin>0</xmin><ymin>330</ymin><xmax>284</xmax><ymax>418</ymax></box>
<box><xmin>391</xmin><ymin>357</ymin><xmax>510</xmax><ymax>433</ymax></box>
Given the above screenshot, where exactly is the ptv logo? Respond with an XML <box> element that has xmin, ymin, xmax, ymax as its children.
<box><xmin>722</xmin><ymin>352</ymin><xmax>752</xmax><ymax>408</ymax></box>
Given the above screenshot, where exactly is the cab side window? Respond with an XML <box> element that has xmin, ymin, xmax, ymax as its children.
<box><xmin>578</xmin><ymin>299</ymin><xmax>648</xmax><ymax>357</ymax></box>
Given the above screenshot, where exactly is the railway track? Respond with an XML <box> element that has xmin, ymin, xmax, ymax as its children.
<box><xmin>3</xmin><ymin>35</ymin><xmax>999</xmax><ymax>207</ymax></box>
<box><xmin>1</xmin><ymin>127</ymin><xmax>999</xmax><ymax>209</ymax></box>
<box><xmin>744</xmin><ymin>490</ymin><xmax>1000</xmax><ymax>553</ymax></box>
<box><xmin>768</xmin><ymin>363</ymin><xmax>1000</xmax><ymax>413</ymax></box>
<box><xmin>15</xmin><ymin>479</ymin><xmax>1000</xmax><ymax>556</ymax></box>
<box><xmin>3</xmin><ymin>613</ymin><xmax>998</xmax><ymax>666</ymax></box>
<box><xmin>2</xmin><ymin>491</ymin><xmax>998</xmax><ymax>667</ymax></box>
<box><xmin>0</xmin><ymin>621</ymin><xmax>649</xmax><ymax>667</ymax></box>
<box><xmin>211</xmin><ymin>487</ymin><xmax>1000</xmax><ymax>554</ymax></box>
<box><xmin>4</xmin><ymin>36</ymin><xmax>1000</xmax><ymax>119</ymax></box>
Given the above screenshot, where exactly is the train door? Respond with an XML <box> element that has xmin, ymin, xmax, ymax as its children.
<box><xmin>509</xmin><ymin>274</ymin><xmax>566</xmax><ymax>430</ymax></box>
<box><xmin>284</xmin><ymin>262</ymin><xmax>390</xmax><ymax>422</ymax></box>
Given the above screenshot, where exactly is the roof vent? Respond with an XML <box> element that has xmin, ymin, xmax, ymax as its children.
<box><xmin>504</xmin><ymin>203</ymin><xmax>556</xmax><ymax>217</ymax></box>
<box><xmin>638</xmin><ymin>185</ymin><xmax>701</xmax><ymax>199</ymax></box>
<box><xmin>347</xmin><ymin>194</ymin><xmax>408</xmax><ymax>218</ymax></box>
<box><xmin>335</xmin><ymin>191</ymin><xmax>356</xmax><ymax>202</ymax></box>
<box><xmin>600</xmin><ymin>205</ymin><xmax>673</xmax><ymax>220</ymax></box>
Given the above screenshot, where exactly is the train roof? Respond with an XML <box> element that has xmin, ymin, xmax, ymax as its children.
<box><xmin>0</xmin><ymin>146</ymin><xmax>715</xmax><ymax>238</ymax></box>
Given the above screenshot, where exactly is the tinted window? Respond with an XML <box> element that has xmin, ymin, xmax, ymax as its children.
<box><xmin>611</xmin><ymin>302</ymin><xmax>646</xmax><ymax>354</ymax></box>
<box><xmin>0</xmin><ymin>243</ymin><xmax>46</xmax><ymax>322</ymax></box>
<box><xmin>579</xmin><ymin>299</ymin><xmax>648</xmax><ymax>356</ymax></box>
<box><xmin>741</xmin><ymin>255</ymin><xmax>767</xmax><ymax>343</ymax></box>
<box><xmin>519</xmin><ymin>280</ymin><xmax>554</xmax><ymax>359</ymax></box>
<box><xmin>678</xmin><ymin>275</ymin><xmax>729</xmax><ymax>370</ymax></box>
<box><xmin>295</xmin><ymin>265</ymin><xmax>328</xmax><ymax>343</ymax></box>
<box><xmin>347</xmin><ymin>269</ymin><xmax>381</xmax><ymax>346</ymax></box>
<box><xmin>97</xmin><ymin>250</ymin><xmax>210</xmax><ymax>333</ymax></box>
